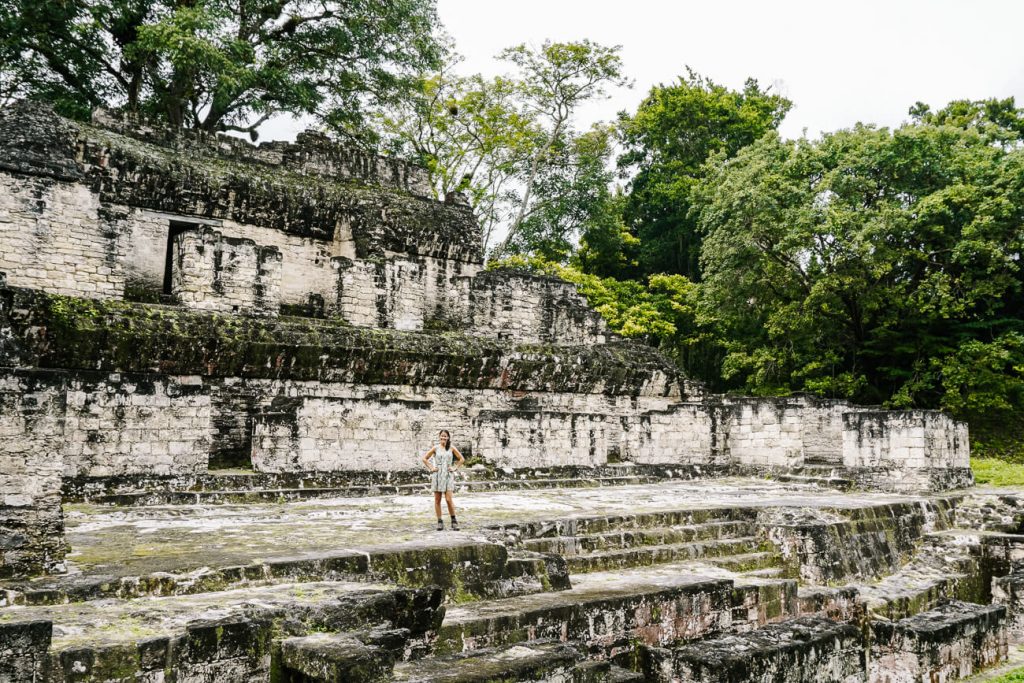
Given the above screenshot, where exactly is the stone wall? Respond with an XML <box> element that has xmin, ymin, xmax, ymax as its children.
<box><xmin>0</xmin><ymin>173</ymin><xmax>125</xmax><ymax>299</ymax></box>
<box><xmin>842</xmin><ymin>410</ymin><xmax>971</xmax><ymax>490</ymax></box>
<box><xmin>469</xmin><ymin>271</ymin><xmax>609</xmax><ymax>344</ymax></box>
<box><xmin>473</xmin><ymin>410</ymin><xmax>610</xmax><ymax>469</ymax></box>
<box><xmin>870</xmin><ymin>602</ymin><xmax>1007</xmax><ymax>682</ymax></box>
<box><xmin>0</xmin><ymin>372</ymin><xmax>66</xmax><ymax>579</ymax></box>
<box><xmin>253</xmin><ymin>396</ymin><xmax>433</xmax><ymax>472</ymax></box>
<box><xmin>724</xmin><ymin>399</ymin><xmax>804</xmax><ymax>469</ymax></box>
<box><xmin>332</xmin><ymin>256</ymin><xmax>427</xmax><ymax>330</ymax></box>
<box><xmin>796</xmin><ymin>396</ymin><xmax>863</xmax><ymax>465</ymax></box>
<box><xmin>0</xmin><ymin>620</ymin><xmax>51</xmax><ymax>682</ymax></box>
<box><xmin>92</xmin><ymin>109</ymin><xmax>434</xmax><ymax>198</ymax></box>
<box><xmin>622</xmin><ymin>404</ymin><xmax>724</xmax><ymax>467</ymax></box>
<box><xmin>171</xmin><ymin>227</ymin><xmax>282</xmax><ymax>316</ymax></box>
<box><xmin>63</xmin><ymin>373</ymin><xmax>212</xmax><ymax>477</ymax></box>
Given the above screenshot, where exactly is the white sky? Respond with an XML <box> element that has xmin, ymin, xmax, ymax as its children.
<box><xmin>439</xmin><ymin>0</ymin><xmax>1024</xmax><ymax>140</ymax></box>
<box><xmin>258</xmin><ymin>0</ymin><xmax>1024</xmax><ymax>143</ymax></box>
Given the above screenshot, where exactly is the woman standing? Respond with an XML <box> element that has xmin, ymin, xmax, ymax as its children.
<box><xmin>422</xmin><ymin>429</ymin><xmax>465</xmax><ymax>530</ymax></box>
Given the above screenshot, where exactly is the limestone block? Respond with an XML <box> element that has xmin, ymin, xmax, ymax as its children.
<box><xmin>870</xmin><ymin>602</ymin><xmax>1006</xmax><ymax>682</ymax></box>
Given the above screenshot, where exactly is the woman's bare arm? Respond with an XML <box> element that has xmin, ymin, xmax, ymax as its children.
<box><xmin>452</xmin><ymin>447</ymin><xmax>466</xmax><ymax>470</ymax></box>
<box><xmin>421</xmin><ymin>447</ymin><xmax>437</xmax><ymax>472</ymax></box>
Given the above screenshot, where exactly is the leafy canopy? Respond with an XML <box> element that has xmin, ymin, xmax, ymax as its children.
<box><xmin>0</xmin><ymin>0</ymin><xmax>442</xmax><ymax>136</ymax></box>
<box><xmin>377</xmin><ymin>40</ymin><xmax>628</xmax><ymax>255</ymax></box>
<box><xmin>694</xmin><ymin>114</ymin><xmax>1024</xmax><ymax>414</ymax></box>
<box><xmin>614</xmin><ymin>70</ymin><xmax>792</xmax><ymax>280</ymax></box>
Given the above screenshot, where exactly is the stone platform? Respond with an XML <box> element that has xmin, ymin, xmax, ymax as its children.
<box><xmin>4</xmin><ymin>476</ymin><xmax>1023</xmax><ymax>682</ymax></box>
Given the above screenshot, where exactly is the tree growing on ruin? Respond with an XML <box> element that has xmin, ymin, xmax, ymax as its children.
<box><xmin>0</xmin><ymin>0</ymin><xmax>442</xmax><ymax>138</ymax></box>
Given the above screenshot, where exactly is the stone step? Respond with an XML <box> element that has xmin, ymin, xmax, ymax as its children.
<box><xmin>870</xmin><ymin>601</ymin><xmax>1008</xmax><ymax>681</ymax></box>
<box><xmin>564</xmin><ymin>537</ymin><xmax>771</xmax><ymax>574</ymax></box>
<box><xmin>857</xmin><ymin>531</ymin><xmax>983</xmax><ymax>620</ymax></box>
<box><xmin>0</xmin><ymin>582</ymin><xmax>444</xmax><ymax>681</ymax></box>
<box><xmin>490</xmin><ymin>506</ymin><xmax>758</xmax><ymax>541</ymax></box>
<box><xmin>391</xmin><ymin>641</ymin><xmax>588</xmax><ymax>683</ymax></box>
<box><xmin>521</xmin><ymin>520</ymin><xmax>757</xmax><ymax>555</ymax></box>
<box><xmin>704</xmin><ymin>551</ymin><xmax>786</xmax><ymax>573</ymax></box>
<box><xmin>88</xmin><ymin>476</ymin><xmax>661</xmax><ymax>506</ymax></box>
<box><xmin>434</xmin><ymin>569</ymin><xmax>736</xmax><ymax>657</ymax></box>
<box><xmin>772</xmin><ymin>473</ymin><xmax>854</xmax><ymax>491</ymax></box>
<box><xmin>630</xmin><ymin>616</ymin><xmax>865</xmax><ymax>682</ymax></box>
<box><xmin>0</xmin><ymin>539</ymin><xmax>560</xmax><ymax>607</ymax></box>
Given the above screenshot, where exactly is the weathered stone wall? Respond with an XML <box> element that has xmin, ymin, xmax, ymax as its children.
<box><xmin>842</xmin><ymin>410</ymin><xmax>971</xmax><ymax>490</ymax></box>
<box><xmin>843</xmin><ymin>410</ymin><xmax>969</xmax><ymax>469</ymax></box>
<box><xmin>92</xmin><ymin>109</ymin><xmax>434</xmax><ymax>198</ymax></box>
<box><xmin>0</xmin><ymin>372</ymin><xmax>66</xmax><ymax>579</ymax></box>
<box><xmin>0</xmin><ymin>173</ymin><xmax>125</xmax><ymax>299</ymax></box>
<box><xmin>870</xmin><ymin>602</ymin><xmax>1007</xmax><ymax>682</ymax></box>
<box><xmin>253</xmin><ymin>396</ymin><xmax>433</xmax><ymax>472</ymax></box>
<box><xmin>469</xmin><ymin>271</ymin><xmax>609</xmax><ymax>344</ymax></box>
<box><xmin>63</xmin><ymin>373</ymin><xmax>212</xmax><ymax>477</ymax></box>
<box><xmin>332</xmin><ymin>256</ymin><xmax>427</xmax><ymax>330</ymax></box>
<box><xmin>171</xmin><ymin>227</ymin><xmax>282</xmax><ymax>316</ymax></box>
<box><xmin>724</xmin><ymin>399</ymin><xmax>804</xmax><ymax>469</ymax></box>
<box><xmin>0</xmin><ymin>620</ymin><xmax>51</xmax><ymax>682</ymax></box>
<box><xmin>473</xmin><ymin>410</ymin><xmax>610</xmax><ymax>469</ymax></box>
<box><xmin>622</xmin><ymin>404</ymin><xmax>724</xmax><ymax>467</ymax></box>
<box><xmin>796</xmin><ymin>396</ymin><xmax>864</xmax><ymax>465</ymax></box>
<box><xmin>248</xmin><ymin>384</ymin><xmax>682</xmax><ymax>473</ymax></box>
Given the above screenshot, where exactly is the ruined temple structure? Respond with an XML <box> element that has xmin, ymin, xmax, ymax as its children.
<box><xmin>1</xmin><ymin>101</ymin><xmax>1020</xmax><ymax>682</ymax></box>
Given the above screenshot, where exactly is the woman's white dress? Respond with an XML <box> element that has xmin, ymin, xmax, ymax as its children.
<box><xmin>431</xmin><ymin>445</ymin><xmax>456</xmax><ymax>492</ymax></box>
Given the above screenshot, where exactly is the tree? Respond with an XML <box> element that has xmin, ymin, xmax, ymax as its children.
<box><xmin>617</xmin><ymin>70</ymin><xmax>792</xmax><ymax>280</ymax></box>
<box><xmin>375</xmin><ymin>57</ymin><xmax>540</xmax><ymax>251</ymax></box>
<box><xmin>493</xmin><ymin>39</ymin><xmax>629</xmax><ymax>255</ymax></box>
<box><xmin>377</xmin><ymin>40</ymin><xmax>628</xmax><ymax>255</ymax></box>
<box><xmin>0</xmin><ymin>0</ymin><xmax>442</xmax><ymax>137</ymax></box>
<box><xmin>506</xmin><ymin>124</ymin><xmax>621</xmax><ymax>263</ymax></box>
<box><xmin>694</xmin><ymin>115</ymin><xmax>1024</xmax><ymax>409</ymax></box>
<box><xmin>910</xmin><ymin>97</ymin><xmax>1024</xmax><ymax>144</ymax></box>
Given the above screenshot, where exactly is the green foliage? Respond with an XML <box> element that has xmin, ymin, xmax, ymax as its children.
<box><xmin>507</xmin><ymin>124</ymin><xmax>621</xmax><ymax>263</ymax></box>
<box><xmin>614</xmin><ymin>69</ymin><xmax>792</xmax><ymax>280</ymax></box>
<box><xmin>376</xmin><ymin>58</ymin><xmax>541</xmax><ymax>250</ymax></box>
<box><xmin>694</xmin><ymin>110</ymin><xmax>1024</xmax><ymax>412</ymax></box>
<box><xmin>487</xmin><ymin>255</ymin><xmax>721</xmax><ymax>378</ymax></box>
<box><xmin>0</xmin><ymin>0</ymin><xmax>442</xmax><ymax>136</ymax></box>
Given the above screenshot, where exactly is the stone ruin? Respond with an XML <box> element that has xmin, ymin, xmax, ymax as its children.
<box><xmin>0</xmin><ymin>101</ymin><xmax>1021</xmax><ymax>682</ymax></box>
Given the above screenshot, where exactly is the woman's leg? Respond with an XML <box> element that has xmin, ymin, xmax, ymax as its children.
<box><xmin>434</xmin><ymin>491</ymin><xmax>443</xmax><ymax>518</ymax></box>
<box><xmin>444</xmin><ymin>491</ymin><xmax>456</xmax><ymax>517</ymax></box>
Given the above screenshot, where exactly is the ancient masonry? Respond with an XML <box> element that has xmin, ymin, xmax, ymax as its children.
<box><xmin>0</xmin><ymin>101</ymin><xmax>1016</xmax><ymax>682</ymax></box>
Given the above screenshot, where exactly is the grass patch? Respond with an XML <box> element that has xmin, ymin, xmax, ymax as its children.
<box><xmin>972</xmin><ymin>458</ymin><xmax>1024</xmax><ymax>487</ymax></box>
<box><xmin>985</xmin><ymin>666</ymin><xmax>1024</xmax><ymax>682</ymax></box>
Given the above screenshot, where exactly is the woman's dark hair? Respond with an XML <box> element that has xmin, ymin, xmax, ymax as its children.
<box><xmin>439</xmin><ymin>430</ymin><xmax>451</xmax><ymax>449</ymax></box>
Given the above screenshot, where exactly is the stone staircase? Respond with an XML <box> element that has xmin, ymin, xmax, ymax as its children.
<box><xmin>509</xmin><ymin>507</ymin><xmax>786</xmax><ymax>577</ymax></box>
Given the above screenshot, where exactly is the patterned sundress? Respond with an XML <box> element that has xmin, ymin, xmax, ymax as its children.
<box><xmin>430</xmin><ymin>444</ymin><xmax>456</xmax><ymax>492</ymax></box>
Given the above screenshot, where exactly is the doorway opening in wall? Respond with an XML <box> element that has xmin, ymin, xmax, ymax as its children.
<box><xmin>163</xmin><ymin>221</ymin><xmax>198</xmax><ymax>296</ymax></box>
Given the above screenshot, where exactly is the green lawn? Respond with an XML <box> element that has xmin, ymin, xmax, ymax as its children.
<box><xmin>972</xmin><ymin>458</ymin><xmax>1024</xmax><ymax>487</ymax></box>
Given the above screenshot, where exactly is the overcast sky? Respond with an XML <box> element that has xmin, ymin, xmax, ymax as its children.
<box><xmin>257</xmin><ymin>1</ymin><xmax>1023</xmax><ymax>143</ymax></box>
<box><xmin>436</xmin><ymin>0</ymin><xmax>1024</xmax><ymax>140</ymax></box>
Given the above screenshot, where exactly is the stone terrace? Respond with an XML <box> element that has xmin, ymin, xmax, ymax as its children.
<box><xmin>5</xmin><ymin>478</ymin><xmax>1024</xmax><ymax>681</ymax></box>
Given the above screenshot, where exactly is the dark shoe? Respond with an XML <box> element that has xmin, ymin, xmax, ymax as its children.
<box><xmin>436</xmin><ymin>519</ymin><xmax>444</xmax><ymax>531</ymax></box>
<box><xmin>450</xmin><ymin>518</ymin><xmax>460</xmax><ymax>531</ymax></box>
